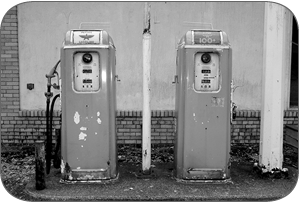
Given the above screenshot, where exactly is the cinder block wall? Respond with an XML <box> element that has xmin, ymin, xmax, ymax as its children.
<box><xmin>1</xmin><ymin>7</ymin><xmax>299</xmax><ymax>145</ymax></box>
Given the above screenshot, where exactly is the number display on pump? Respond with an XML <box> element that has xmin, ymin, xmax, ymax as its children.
<box><xmin>193</xmin><ymin>31</ymin><xmax>221</xmax><ymax>45</ymax></box>
<box><xmin>198</xmin><ymin>37</ymin><xmax>214</xmax><ymax>44</ymax></box>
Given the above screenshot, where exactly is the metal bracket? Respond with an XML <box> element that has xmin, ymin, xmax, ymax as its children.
<box><xmin>115</xmin><ymin>75</ymin><xmax>121</xmax><ymax>82</ymax></box>
<box><xmin>172</xmin><ymin>75</ymin><xmax>178</xmax><ymax>84</ymax></box>
<box><xmin>52</xmin><ymin>83</ymin><xmax>60</xmax><ymax>90</ymax></box>
<box><xmin>44</xmin><ymin>92</ymin><xmax>53</xmax><ymax>99</ymax></box>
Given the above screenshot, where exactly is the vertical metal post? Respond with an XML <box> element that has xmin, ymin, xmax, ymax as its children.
<box><xmin>35</xmin><ymin>140</ymin><xmax>46</xmax><ymax>190</ymax></box>
<box><xmin>259</xmin><ymin>3</ymin><xmax>292</xmax><ymax>171</ymax></box>
<box><xmin>142</xmin><ymin>2</ymin><xmax>151</xmax><ymax>174</ymax></box>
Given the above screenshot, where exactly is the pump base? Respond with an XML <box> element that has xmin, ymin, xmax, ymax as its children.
<box><xmin>59</xmin><ymin>173</ymin><xmax>119</xmax><ymax>184</ymax></box>
<box><xmin>175</xmin><ymin>177</ymin><xmax>233</xmax><ymax>184</ymax></box>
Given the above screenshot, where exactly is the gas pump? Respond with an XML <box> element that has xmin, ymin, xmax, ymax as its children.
<box><xmin>174</xmin><ymin>30</ymin><xmax>232</xmax><ymax>182</ymax></box>
<box><xmin>57</xmin><ymin>29</ymin><xmax>118</xmax><ymax>182</ymax></box>
<box><xmin>37</xmin><ymin>29</ymin><xmax>119</xmax><ymax>183</ymax></box>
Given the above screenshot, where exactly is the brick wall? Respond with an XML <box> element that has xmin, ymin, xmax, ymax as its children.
<box><xmin>231</xmin><ymin>110</ymin><xmax>261</xmax><ymax>144</ymax></box>
<box><xmin>1</xmin><ymin>111</ymin><xmax>61</xmax><ymax>144</ymax></box>
<box><xmin>231</xmin><ymin>110</ymin><xmax>298</xmax><ymax>144</ymax></box>
<box><xmin>117</xmin><ymin>110</ymin><xmax>175</xmax><ymax>144</ymax></box>
<box><xmin>1</xmin><ymin>7</ymin><xmax>21</xmax><ymax>141</ymax></box>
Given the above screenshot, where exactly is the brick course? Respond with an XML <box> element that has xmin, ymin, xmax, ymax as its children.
<box><xmin>1</xmin><ymin>109</ymin><xmax>298</xmax><ymax>145</ymax></box>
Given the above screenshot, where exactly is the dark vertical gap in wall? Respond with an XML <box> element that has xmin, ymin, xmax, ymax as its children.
<box><xmin>290</xmin><ymin>16</ymin><xmax>298</xmax><ymax>107</ymax></box>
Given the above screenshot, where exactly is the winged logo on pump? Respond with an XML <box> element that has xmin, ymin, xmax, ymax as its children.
<box><xmin>72</xmin><ymin>31</ymin><xmax>100</xmax><ymax>44</ymax></box>
<box><xmin>79</xmin><ymin>33</ymin><xmax>94</xmax><ymax>40</ymax></box>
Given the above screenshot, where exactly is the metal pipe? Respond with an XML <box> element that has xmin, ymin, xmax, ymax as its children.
<box><xmin>142</xmin><ymin>2</ymin><xmax>151</xmax><ymax>174</ymax></box>
<box><xmin>45</xmin><ymin>84</ymin><xmax>52</xmax><ymax>174</ymax></box>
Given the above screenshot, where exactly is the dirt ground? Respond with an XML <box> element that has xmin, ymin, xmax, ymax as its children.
<box><xmin>1</xmin><ymin>143</ymin><xmax>299</xmax><ymax>201</ymax></box>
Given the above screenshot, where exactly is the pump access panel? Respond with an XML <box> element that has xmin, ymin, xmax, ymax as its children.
<box><xmin>194</xmin><ymin>52</ymin><xmax>220</xmax><ymax>92</ymax></box>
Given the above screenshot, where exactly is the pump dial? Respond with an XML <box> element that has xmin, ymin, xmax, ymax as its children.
<box><xmin>82</xmin><ymin>53</ymin><xmax>93</xmax><ymax>64</ymax></box>
<box><xmin>201</xmin><ymin>53</ymin><xmax>211</xmax><ymax>64</ymax></box>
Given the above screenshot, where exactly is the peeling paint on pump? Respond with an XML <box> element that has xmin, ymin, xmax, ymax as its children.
<box><xmin>79</xmin><ymin>132</ymin><xmax>87</xmax><ymax>141</ymax></box>
<box><xmin>97</xmin><ymin>111</ymin><xmax>102</xmax><ymax>124</ymax></box>
<box><xmin>80</xmin><ymin>126</ymin><xmax>87</xmax><ymax>131</ymax></box>
<box><xmin>74</xmin><ymin>111</ymin><xmax>80</xmax><ymax>124</ymax></box>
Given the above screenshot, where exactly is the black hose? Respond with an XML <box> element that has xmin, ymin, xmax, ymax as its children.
<box><xmin>46</xmin><ymin>94</ymin><xmax>60</xmax><ymax>174</ymax></box>
<box><xmin>45</xmin><ymin>85</ymin><xmax>52</xmax><ymax>174</ymax></box>
<box><xmin>49</xmin><ymin>94</ymin><xmax>60</xmax><ymax>148</ymax></box>
<box><xmin>45</xmin><ymin>60</ymin><xmax>61</xmax><ymax>174</ymax></box>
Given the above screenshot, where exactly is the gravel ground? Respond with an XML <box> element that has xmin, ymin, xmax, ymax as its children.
<box><xmin>1</xmin><ymin>143</ymin><xmax>298</xmax><ymax>201</ymax></box>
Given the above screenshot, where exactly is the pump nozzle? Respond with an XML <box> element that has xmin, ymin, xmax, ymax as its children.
<box><xmin>46</xmin><ymin>60</ymin><xmax>61</xmax><ymax>79</ymax></box>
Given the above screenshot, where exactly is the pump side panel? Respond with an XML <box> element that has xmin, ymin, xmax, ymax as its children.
<box><xmin>174</xmin><ymin>47</ymin><xmax>186</xmax><ymax>179</ymax></box>
<box><xmin>107</xmin><ymin>46</ymin><xmax>118</xmax><ymax>177</ymax></box>
<box><xmin>61</xmin><ymin>48</ymin><xmax>112</xmax><ymax>172</ymax></box>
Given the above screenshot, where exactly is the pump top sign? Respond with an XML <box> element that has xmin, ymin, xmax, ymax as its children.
<box><xmin>192</xmin><ymin>30</ymin><xmax>222</xmax><ymax>45</ymax></box>
<box><xmin>72</xmin><ymin>30</ymin><xmax>101</xmax><ymax>44</ymax></box>
<box><xmin>64</xmin><ymin>29</ymin><xmax>114</xmax><ymax>47</ymax></box>
<box><xmin>178</xmin><ymin>29</ymin><xmax>229</xmax><ymax>47</ymax></box>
